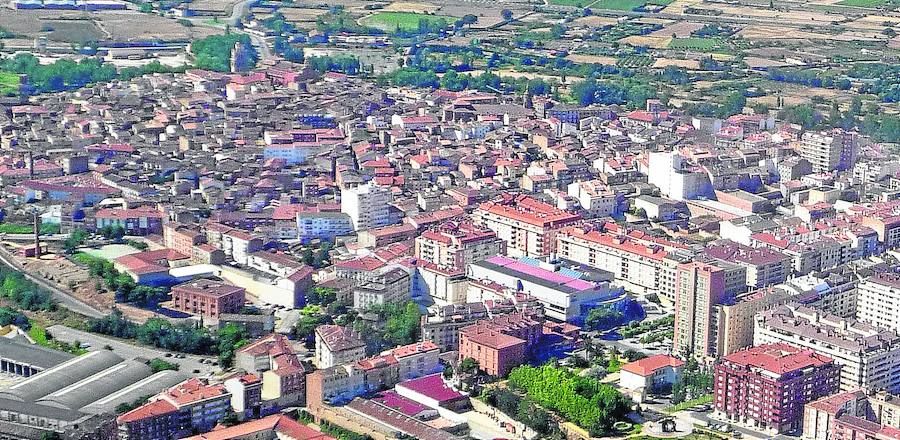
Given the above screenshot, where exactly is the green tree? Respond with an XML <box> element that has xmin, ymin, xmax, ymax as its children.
<box><xmin>217</xmin><ymin>323</ymin><xmax>250</xmax><ymax>368</ymax></box>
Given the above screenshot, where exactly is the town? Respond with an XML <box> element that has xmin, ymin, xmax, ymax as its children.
<box><xmin>0</xmin><ymin>0</ymin><xmax>898</xmax><ymax>439</ymax></box>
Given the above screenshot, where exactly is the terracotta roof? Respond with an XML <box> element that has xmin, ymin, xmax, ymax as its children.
<box><xmin>184</xmin><ymin>414</ymin><xmax>334</xmax><ymax>440</ymax></box>
<box><xmin>621</xmin><ymin>355</ymin><xmax>685</xmax><ymax>376</ymax></box>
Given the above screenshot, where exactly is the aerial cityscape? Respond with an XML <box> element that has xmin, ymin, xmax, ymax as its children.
<box><xmin>0</xmin><ymin>0</ymin><xmax>897</xmax><ymax>439</ymax></box>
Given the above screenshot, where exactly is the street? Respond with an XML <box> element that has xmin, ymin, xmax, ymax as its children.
<box><xmin>47</xmin><ymin>325</ymin><xmax>218</xmax><ymax>375</ymax></box>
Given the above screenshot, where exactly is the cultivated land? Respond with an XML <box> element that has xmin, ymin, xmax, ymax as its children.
<box><xmin>0</xmin><ymin>72</ymin><xmax>19</xmax><ymax>96</ymax></box>
<box><xmin>359</xmin><ymin>11</ymin><xmax>450</xmax><ymax>32</ymax></box>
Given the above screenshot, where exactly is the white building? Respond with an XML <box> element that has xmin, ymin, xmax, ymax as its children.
<box><xmin>566</xmin><ymin>179</ymin><xmax>619</xmax><ymax>218</ymax></box>
<box><xmin>315</xmin><ymin>325</ymin><xmax>366</xmax><ymax>369</ymax></box>
<box><xmin>755</xmin><ymin>303</ymin><xmax>900</xmax><ymax>393</ymax></box>
<box><xmin>857</xmin><ymin>274</ymin><xmax>900</xmax><ymax>334</ymax></box>
<box><xmin>340</xmin><ymin>182</ymin><xmax>395</xmax><ymax>231</ymax></box>
<box><xmin>647</xmin><ymin>151</ymin><xmax>713</xmax><ymax>201</ymax></box>
<box><xmin>296</xmin><ymin>211</ymin><xmax>354</xmax><ymax>240</ymax></box>
<box><xmin>619</xmin><ymin>355</ymin><xmax>685</xmax><ymax>402</ymax></box>
<box><xmin>800</xmin><ymin>129</ymin><xmax>858</xmax><ymax>174</ymax></box>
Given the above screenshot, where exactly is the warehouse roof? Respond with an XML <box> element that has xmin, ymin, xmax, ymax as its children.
<box><xmin>0</xmin><ymin>337</ymin><xmax>74</xmax><ymax>370</ymax></box>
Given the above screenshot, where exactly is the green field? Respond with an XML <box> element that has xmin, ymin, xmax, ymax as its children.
<box><xmin>837</xmin><ymin>0</ymin><xmax>897</xmax><ymax>7</ymax></box>
<box><xmin>0</xmin><ymin>72</ymin><xmax>20</xmax><ymax>96</ymax></box>
<box><xmin>548</xmin><ymin>0</ymin><xmax>593</xmax><ymax>6</ymax></box>
<box><xmin>669</xmin><ymin>37</ymin><xmax>727</xmax><ymax>52</ymax></box>
<box><xmin>590</xmin><ymin>0</ymin><xmax>672</xmax><ymax>10</ymax></box>
<box><xmin>360</xmin><ymin>12</ymin><xmax>450</xmax><ymax>32</ymax></box>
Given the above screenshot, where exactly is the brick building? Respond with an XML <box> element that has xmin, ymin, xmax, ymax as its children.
<box><xmin>458</xmin><ymin>312</ymin><xmax>543</xmax><ymax>377</ymax></box>
<box><xmin>170</xmin><ymin>279</ymin><xmax>245</xmax><ymax>318</ymax></box>
<box><xmin>714</xmin><ymin>343</ymin><xmax>841</xmax><ymax>434</ymax></box>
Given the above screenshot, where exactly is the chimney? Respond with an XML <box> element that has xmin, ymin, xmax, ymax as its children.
<box><xmin>33</xmin><ymin>211</ymin><xmax>41</xmax><ymax>259</ymax></box>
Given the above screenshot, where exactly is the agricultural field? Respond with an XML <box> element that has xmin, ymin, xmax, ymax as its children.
<box><xmin>360</xmin><ymin>12</ymin><xmax>450</xmax><ymax>32</ymax></box>
<box><xmin>591</xmin><ymin>0</ymin><xmax>673</xmax><ymax>10</ymax></box>
<box><xmin>548</xmin><ymin>0</ymin><xmax>594</xmax><ymax>7</ymax></box>
<box><xmin>837</xmin><ymin>0</ymin><xmax>899</xmax><ymax>8</ymax></box>
<box><xmin>617</xmin><ymin>55</ymin><xmax>653</xmax><ymax>67</ymax></box>
<box><xmin>668</xmin><ymin>37</ymin><xmax>727</xmax><ymax>52</ymax></box>
<box><xmin>0</xmin><ymin>73</ymin><xmax>20</xmax><ymax>96</ymax></box>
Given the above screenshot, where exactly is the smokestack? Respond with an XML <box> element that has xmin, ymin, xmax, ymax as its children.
<box><xmin>27</xmin><ymin>151</ymin><xmax>34</xmax><ymax>179</ymax></box>
<box><xmin>33</xmin><ymin>211</ymin><xmax>41</xmax><ymax>259</ymax></box>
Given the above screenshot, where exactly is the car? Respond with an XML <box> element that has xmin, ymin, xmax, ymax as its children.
<box><xmin>720</xmin><ymin>425</ymin><xmax>733</xmax><ymax>433</ymax></box>
<box><xmin>193</xmin><ymin>369</ymin><xmax>200</xmax><ymax>374</ymax></box>
<box><xmin>732</xmin><ymin>432</ymin><xmax>743</xmax><ymax>438</ymax></box>
<box><xmin>164</xmin><ymin>353</ymin><xmax>173</xmax><ymax>357</ymax></box>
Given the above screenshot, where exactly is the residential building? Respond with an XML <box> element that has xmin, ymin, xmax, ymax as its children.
<box><xmin>674</xmin><ymin>262</ymin><xmax>725</xmax><ymax>358</ymax></box>
<box><xmin>556</xmin><ymin>225</ymin><xmax>690</xmax><ymax>301</ymax></box>
<box><xmin>702</xmin><ymin>239</ymin><xmax>791</xmax><ymax>289</ymax></box>
<box><xmin>619</xmin><ymin>355</ymin><xmax>685</xmax><ymax>402</ymax></box>
<box><xmin>170</xmin><ymin>279</ymin><xmax>245</xmax><ymax>318</ymax></box>
<box><xmin>415</xmin><ymin>221</ymin><xmax>506</xmax><ymax>270</ymax></box>
<box><xmin>117</xmin><ymin>378</ymin><xmax>231</xmax><ymax>440</ymax></box>
<box><xmin>314</xmin><ymin>325</ymin><xmax>366</xmax><ymax>369</ymax></box>
<box><xmin>714</xmin><ymin>344</ymin><xmax>840</xmax><ymax>434</ymax></box>
<box><xmin>352</xmin><ymin>266</ymin><xmax>411</xmax><ymax>310</ymax></box>
<box><xmin>755</xmin><ymin>303</ymin><xmax>900</xmax><ymax>393</ymax></box>
<box><xmin>714</xmin><ymin>286</ymin><xmax>797</xmax><ymax>357</ymax></box>
<box><xmin>473</xmin><ymin>194</ymin><xmax>581</xmax><ymax>258</ymax></box>
<box><xmin>800</xmin><ymin>129</ymin><xmax>858</xmax><ymax>173</ymax></box>
<box><xmin>458</xmin><ymin>312</ymin><xmax>543</xmax><ymax>377</ymax></box>
<box><xmin>234</xmin><ymin>334</ymin><xmax>307</xmax><ymax>407</ymax></box>
<box><xmin>340</xmin><ymin>182</ymin><xmax>395</xmax><ymax>231</ymax></box>
<box><xmin>94</xmin><ymin>207</ymin><xmax>164</xmax><ymax>235</ymax></box>
<box><xmin>857</xmin><ymin>274</ymin><xmax>900</xmax><ymax>334</ymax></box>
<box><xmin>182</xmin><ymin>414</ymin><xmax>335</xmax><ymax>440</ymax></box>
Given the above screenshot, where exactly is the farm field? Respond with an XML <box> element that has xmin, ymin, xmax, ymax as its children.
<box><xmin>360</xmin><ymin>12</ymin><xmax>449</xmax><ymax>32</ymax></box>
<box><xmin>0</xmin><ymin>73</ymin><xmax>19</xmax><ymax>96</ymax></box>
<box><xmin>548</xmin><ymin>0</ymin><xmax>594</xmax><ymax>6</ymax></box>
<box><xmin>668</xmin><ymin>37</ymin><xmax>726</xmax><ymax>52</ymax></box>
<box><xmin>590</xmin><ymin>0</ymin><xmax>673</xmax><ymax>10</ymax></box>
<box><xmin>837</xmin><ymin>0</ymin><xmax>898</xmax><ymax>7</ymax></box>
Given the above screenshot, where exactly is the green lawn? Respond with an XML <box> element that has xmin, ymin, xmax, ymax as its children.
<box><xmin>664</xmin><ymin>394</ymin><xmax>713</xmax><ymax>413</ymax></box>
<box><xmin>0</xmin><ymin>72</ymin><xmax>19</xmax><ymax>96</ymax></box>
<box><xmin>0</xmin><ymin>223</ymin><xmax>60</xmax><ymax>234</ymax></box>
<box><xmin>837</xmin><ymin>0</ymin><xmax>897</xmax><ymax>7</ymax></box>
<box><xmin>28</xmin><ymin>324</ymin><xmax>88</xmax><ymax>355</ymax></box>
<box><xmin>360</xmin><ymin>12</ymin><xmax>450</xmax><ymax>32</ymax></box>
<box><xmin>669</xmin><ymin>37</ymin><xmax>727</xmax><ymax>52</ymax></box>
<box><xmin>590</xmin><ymin>0</ymin><xmax>672</xmax><ymax>10</ymax></box>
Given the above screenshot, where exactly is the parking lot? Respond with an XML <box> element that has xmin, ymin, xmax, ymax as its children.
<box><xmin>47</xmin><ymin>325</ymin><xmax>218</xmax><ymax>376</ymax></box>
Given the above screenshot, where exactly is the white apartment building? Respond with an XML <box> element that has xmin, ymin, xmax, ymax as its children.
<box><xmin>555</xmin><ymin>226</ymin><xmax>689</xmax><ymax>301</ymax></box>
<box><xmin>314</xmin><ymin>325</ymin><xmax>366</xmax><ymax>369</ymax></box>
<box><xmin>857</xmin><ymin>274</ymin><xmax>900</xmax><ymax>334</ymax></box>
<box><xmin>566</xmin><ymin>179</ymin><xmax>619</xmax><ymax>218</ymax></box>
<box><xmin>414</xmin><ymin>222</ymin><xmax>506</xmax><ymax>270</ymax></box>
<box><xmin>755</xmin><ymin>303</ymin><xmax>900</xmax><ymax>393</ymax></box>
<box><xmin>340</xmin><ymin>182</ymin><xmax>395</xmax><ymax>231</ymax></box>
<box><xmin>473</xmin><ymin>195</ymin><xmax>580</xmax><ymax>258</ymax></box>
<box><xmin>800</xmin><ymin>130</ymin><xmax>858</xmax><ymax>174</ymax></box>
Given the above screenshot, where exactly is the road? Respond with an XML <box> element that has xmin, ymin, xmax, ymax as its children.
<box><xmin>187</xmin><ymin>0</ymin><xmax>273</xmax><ymax>61</ymax></box>
<box><xmin>47</xmin><ymin>325</ymin><xmax>218</xmax><ymax>375</ymax></box>
<box><xmin>0</xmin><ymin>245</ymin><xmax>105</xmax><ymax>318</ymax></box>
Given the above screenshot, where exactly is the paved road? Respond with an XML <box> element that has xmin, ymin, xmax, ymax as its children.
<box><xmin>47</xmin><ymin>325</ymin><xmax>218</xmax><ymax>375</ymax></box>
<box><xmin>0</xmin><ymin>246</ymin><xmax>105</xmax><ymax>318</ymax></box>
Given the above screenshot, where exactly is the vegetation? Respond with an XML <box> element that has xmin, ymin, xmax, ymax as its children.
<box><xmin>507</xmin><ymin>364</ymin><xmax>632</xmax><ymax>435</ymax></box>
<box><xmin>73</xmin><ymin>253</ymin><xmax>166</xmax><ymax>305</ymax></box>
<box><xmin>217</xmin><ymin>323</ymin><xmax>250</xmax><ymax>368</ymax></box>
<box><xmin>671</xmin><ymin>358</ymin><xmax>714</xmax><ymax>404</ymax></box>
<box><xmin>28</xmin><ymin>323</ymin><xmax>87</xmax><ymax>355</ymax></box>
<box><xmin>0</xmin><ymin>54</ymin><xmax>115</xmax><ymax>94</ymax></box>
<box><xmin>63</xmin><ymin>228</ymin><xmax>90</xmax><ymax>254</ymax></box>
<box><xmin>148</xmin><ymin>358</ymin><xmax>180</xmax><ymax>373</ymax></box>
<box><xmin>360</xmin><ymin>12</ymin><xmax>449</xmax><ymax>35</ymax></box>
<box><xmin>668</xmin><ymin>37</ymin><xmax>727</xmax><ymax>52</ymax></box>
<box><xmin>0</xmin><ymin>72</ymin><xmax>20</xmax><ymax>96</ymax></box>
<box><xmin>619</xmin><ymin>315</ymin><xmax>673</xmax><ymax>339</ymax></box>
<box><xmin>482</xmin><ymin>387</ymin><xmax>566</xmax><ymax>439</ymax></box>
<box><xmin>665</xmin><ymin>394</ymin><xmax>713</xmax><ymax>413</ymax></box>
<box><xmin>0</xmin><ymin>222</ymin><xmax>60</xmax><ymax>235</ymax></box>
<box><xmin>307</xmin><ymin>56</ymin><xmax>362</xmax><ymax>75</ymax></box>
<box><xmin>191</xmin><ymin>33</ymin><xmax>258</xmax><ymax>73</ymax></box>
<box><xmin>0</xmin><ymin>306</ymin><xmax>29</xmax><ymax>329</ymax></box>
<box><xmin>569</xmin><ymin>77</ymin><xmax>656</xmax><ymax>109</ymax></box>
<box><xmin>592</xmin><ymin>0</ymin><xmax>671</xmax><ymax>10</ymax></box>
<box><xmin>0</xmin><ymin>265</ymin><xmax>54</xmax><ymax>311</ymax></box>
<box><xmin>115</xmin><ymin>395</ymin><xmax>151</xmax><ymax>414</ymax></box>
<box><xmin>90</xmin><ymin>309</ymin><xmax>217</xmax><ymax>355</ymax></box>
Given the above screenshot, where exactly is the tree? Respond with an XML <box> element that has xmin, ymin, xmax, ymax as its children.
<box><xmin>63</xmin><ymin>228</ymin><xmax>89</xmax><ymax>253</ymax></box>
<box><xmin>218</xmin><ymin>324</ymin><xmax>249</xmax><ymax>369</ymax></box>
<box><xmin>138</xmin><ymin>2</ymin><xmax>152</xmax><ymax>13</ymax></box>
<box><xmin>40</xmin><ymin>431</ymin><xmax>62</xmax><ymax>440</ymax></box>
<box><xmin>148</xmin><ymin>358</ymin><xmax>180</xmax><ymax>373</ymax></box>
<box><xmin>501</xmin><ymin>9</ymin><xmax>513</xmax><ymax>21</ymax></box>
<box><xmin>460</xmin><ymin>357</ymin><xmax>480</xmax><ymax>374</ymax></box>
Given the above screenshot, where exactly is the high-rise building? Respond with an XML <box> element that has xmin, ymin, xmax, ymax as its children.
<box><xmin>755</xmin><ymin>303</ymin><xmax>900</xmax><ymax>393</ymax></box>
<box><xmin>857</xmin><ymin>274</ymin><xmax>900</xmax><ymax>335</ymax></box>
<box><xmin>414</xmin><ymin>221</ymin><xmax>506</xmax><ymax>271</ymax></box>
<box><xmin>714</xmin><ymin>343</ymin><xmax>840</xmax><ymax>434</ymax></box>
<box><xmin>473</xmin><ymin>194</ymin><xmax>580</xmax><ymax>258</ymax></box>
<box><xmin>800</xmin><ymin>129</ymin><xmax>858</xmax><ymax>174</ymax></box>
<box><xmin>340</xmin><ymin>182</ymin><xmax>395</xmax><ymax>231</ymax></box>
<box><xmin>674</xmin><ymin>262</ymin><xmax>725</xmax><ymax>358</ymax></box>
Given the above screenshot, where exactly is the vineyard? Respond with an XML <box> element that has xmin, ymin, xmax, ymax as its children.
<box><xmin>618</xmin><ymin>55</ymin><xmax>654</xmax><ymax>67</ymax></box>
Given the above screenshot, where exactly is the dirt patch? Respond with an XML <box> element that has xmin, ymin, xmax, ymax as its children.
<box><xmin>648</xmin><ymin>20</ymin><xmax>703</xmax><ymax>38</ymax></box>
<box><xmin>21</xmin><ymin>253</ymin><xmax>115</xmax><ymax>313</ymax></box>
<box><xmin>382</xmin><ymin>2</ymin><xmax>442</xmax><ymax>14</ymax></box>
<box><xmin>652</xmin><ymin>58</ymin><xmax>700</xmax><ymax>69</ymax></box>
<box><xmin>565</xmin><ymin>54</ymin><xmax>618</xmax><ymax>65</ymax></box>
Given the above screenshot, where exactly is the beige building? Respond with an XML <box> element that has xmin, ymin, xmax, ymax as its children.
<box><xmin>714</xmin><ymin>286</ymin><xmax>796</xmax><ymax>358</ymax></box>
<box><xmin>315</xmin><ymin>325</ymin><xmax>366</xmax><ymax>369</ymax></box>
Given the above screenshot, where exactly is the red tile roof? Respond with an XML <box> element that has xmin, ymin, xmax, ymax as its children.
<box><xmin>621</xmin><ymin>354</ymin><xmax>685</xmax><ymax>376</ymax></box>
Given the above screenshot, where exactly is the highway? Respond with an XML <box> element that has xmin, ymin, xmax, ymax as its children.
<box><xmin>0</xmin><ymin>245</ymin><xmax>105</xmax><ymax>318</ymax></box>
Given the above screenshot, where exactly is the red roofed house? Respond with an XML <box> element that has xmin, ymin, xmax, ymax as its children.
<box><xmin>619</xmin><ymin>354</ymin><xmax>685</xmax><ymax>402</ymax></box>
<box><xmin>94</xmin><ymin>206</ymin><xmax>164</xmax><ymax>235</ymax></box>
<box><xmin>117</xmin><ymin>378</ymin><xmax>232</xmax><ymax>440</ymax></box>
<box><xmin>715</xmin><ymin>343</ymin><xmax>840</xmax><ymax>434</ymax></box>
<box><xmin>183</xmin><ymin>414</ymin><xmax>335</xmax><ymax>440</ymax></box>
<box><xmin>458</xmin><ymin>312</ymin><xmax>543</xmax><ymax>377</ymax></box>
<box><xmin>235</xmin><ymin>334</ymin><xmax>307</xmax><ymax>407</ymax></box>
<box><xmin>473</xmin><ymin>194</ymin><xmax>581</xmax><ymax>258</ymax></box>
